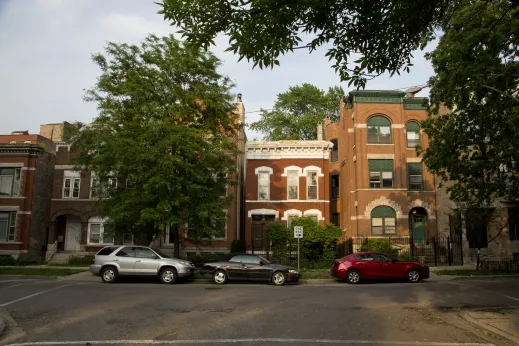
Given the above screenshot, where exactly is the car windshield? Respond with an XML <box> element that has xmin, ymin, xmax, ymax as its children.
<box><xmin>258</xmin><ymin>256</ymin><xmax>271</xmax><ymax>264</ymax></box>
<box><xmin>152</xmin><ymin>248</ymin><xmax>172</xmax><ymax>259</ymax></box>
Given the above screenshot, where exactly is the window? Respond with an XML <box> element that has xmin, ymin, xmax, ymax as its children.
<box><xmin>331</xmin><ymin>175</ymin><xmax>339</xmax><ymax>199</ymax></box>
<box><xmin>116</xmin><ymin>247</ymin><xmax>135</xmax><ymax>257</ymax></box>
<box><xmin>108</xmin><ymin>177</ymin><xmax>117</xmax><ymax>189</ymax></box>
<box><xmin>406</xmin><ymin>122</ymin><xmax>421</xmax><ymax>148</ymax></box>
<box><xmin>241</xmin><ymin>255</ymin><xmax>261</xmax><ymax>265</ymax></box>
<box><xmin>230</xmin><ymin>255</ymin><xmax>246</xmax><ymax>263</ymax></box>
<box><xmin>125</xmin><ymin>175</ymin><xmax>135</xmax><ymax>189</ymax></box>
<box><xmin>408</xmin><ymin>163</ymin><xmax>423</xmax><ymax>190</ymax></box>
<box><xmin>0</xmin><ymin>168</ymin><xmax>21</xmax><ymax>196</ymax></box>
<box><xmin>88</xmin><ymin>219</ymin><xmax>113</xmax><ymax>245</ymax></box>
<box><xmin>0</xmin><ymin>212</ymin><xmax>16</xmax><ymax>242</ymax></box>
<box><xmin>355</xmin><ymin>254</ymin><xmax>375</xmax><ymax>261</ymax></box>
<box><xmin>258</xmin><ymin>171</ymin><xmax>270</xmax><ymax>200</ymax></box>
<box><xmin>369</xmin><ymin>160</ymin><xmax>394</xmax><ymax>188</ymax></box>
<box><xmin>308</xmin><ymin>215</ymin><xmax>319</xmax><ymax>223</ymax></box>
<box><xmin>63</xmin><ymin>171</ymin><xmax>80</xmax><ymax>198</ymax></box>
<box><xmin>332</xmin><ymin>212</ymin><xmax>340</xmax><ymax>227</ymax></box>
<box><xmin>97</xmin><ymin>246</ymin><xmax>118</xmax><ymax>256</ymax></box>
<box><xmin>373</xmin><ymin>254</ymin><xmax>393</xmax><ymax>262</ymax></box>
<box><xmin>307</xmin><ymin>171</ymin><xmax>318</xmax><ymax>200</ymax></box>
<box><xmin>508</xmin><ymin>207</ymin><xmax>519</xmax><ymax>241</ymax></box>
<box><xmin>136</xmin><ymin>247</ymin><xmax>158</xmax><ymax>259</ymax></box>
<box><xmin>331</xmin><ymin>139</ymin><xmax>338</xmax><ymax>162</ymax></box>
<box><xmin>371</xmin><ymin>206</ymin><xmax>396</xmax><ymax>235</ymax></box>
<box><xmin>213</xmin><ymin>216</ymin><xmax>226</xmax><ymax>240</ymax></box>
<box><xmin>287</xmin><ymin>215</ymin><xmax>297</xmax><ymax>229</ymax></box>
<box><xmin>367</xmin><ymin>116</ymin><xmax>392</xmax><ymax>144</ymax></box>
<box><xmin>287</xmin><ymin>171</ymin><xmax>299</xmax><ymax>200</ymax></box>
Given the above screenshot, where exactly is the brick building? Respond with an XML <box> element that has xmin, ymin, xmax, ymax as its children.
<box><xmin>0</xmin><ymin>132</ymin><xmax>55</xmax><ymax>258</ymax></box>
<box><xmin>324</xmin><ymin>90</ymin><xmax>437</xmax><ymax>243</ymax></box>
<box><xmin>244</xmin><ymin>139</ymin><xmax>333</xmax><ymax>253</ymax></box>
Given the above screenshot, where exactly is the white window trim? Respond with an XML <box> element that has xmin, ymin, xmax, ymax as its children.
<box><xmin>306</xmin><ymin>171</ymin><xmax>319</xmax><ymax>200</ymax></box>
<box><xmin>247</xmin><ymin>208</ymin><xmax>279</xmax><ymax>218</ymax></box>
<box><xmin>281</xmin><ymin>166</ymin><xmax>303</xmax><ymax>177</ymax></box>
<box><xmin>281</xmin><ymin>209</ymin><xmax>302</xmax><ymax>221</ymax></box>
<box><xmin>286</xmin><ymin>170</ymin><xmax>300</xmax><ymax>201</ymax></box>
<box><xmin>90</xmin><ymin>173</ymin><xmax>97</xmax><ymax>199</ymax></box>
<box><xmin>63</xmin><ymin>177</ymin><xmax>81</xmax><ymax>199</ymax></box>
<box><xmin>302</xmin><ymin>165</ymin><xmax>324</xmax><ymax>177</ymax></box>
<box><xmin>303</xmin><ymin>209</ymin><xmax>325</xmax><ymax>221</ymax></box>
<box><xmin>87</xmin><ymin>217</ymin><xmax>113</xmax><ymax>245</ymax></box>
<box><xmin>255</xmin><ymin>166</ymin><xmax>273</xmax><ymax>201</ymax></box>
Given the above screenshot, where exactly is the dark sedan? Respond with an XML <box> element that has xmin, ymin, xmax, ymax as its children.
<box><xmin>200</xmin><ymin>254</ymin><xmax>300</xmax><ymax>285</ymax></box>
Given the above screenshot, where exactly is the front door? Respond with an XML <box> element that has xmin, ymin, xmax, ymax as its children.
<box><xmin>251</xmin><ymin>215</ymin><xmax>275</xmax><ymax>252</ymax></box>
<box><xmin>65</xmin><ymin>221</ymin><xmax>81</xmax><ymax>251</ymax></box>
<box><xmin>412</xmin><ymin>215</ymin><xmax>426</xmax><ymax>242</ymax></box>
<box><xmin>134</xmin><ymin>247</ymin><xmax>160</xmax><ymax>275</ymax></box>
<box><xmin>114</xmin><ymin>247</ymin><xmax>136</xmax><ymax>275</ymax></box>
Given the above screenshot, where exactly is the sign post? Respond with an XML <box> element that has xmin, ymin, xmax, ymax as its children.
<box><xmin>294</xmin><ymin>226</ymin><xmax>303</xmax><ymax>273</ymax></box>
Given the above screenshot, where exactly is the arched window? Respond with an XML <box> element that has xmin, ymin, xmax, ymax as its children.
<box><xmin>406</xmin><ymin>121</ymin><xmax>421</xmax><ymax>148</ymax></box>
<box><xmin>371</xmin><ymin>206</ymin><xmax>396</xmax><ymax>236</ymax></box>
<box><xmin>330</xmin><ymin>139</ymin><xmax>338</xmax><ymax>162</ymax></box>
<box><xmin>367</xmin><ymin>116</ymin><xmax>392</xmax><ymax>144</ymax></box>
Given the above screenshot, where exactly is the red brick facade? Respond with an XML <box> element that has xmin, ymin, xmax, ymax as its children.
<box><xmin>244</xmin><ymin>141</ymin><xmax>333</xmax><ymax>252</ymax></box>
<box><xmin>324</xmin><ymin>90</ymin><xmax>437</xmax><ymax>242</ymax></box>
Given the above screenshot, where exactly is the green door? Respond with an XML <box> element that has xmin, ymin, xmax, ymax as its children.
<box><xmin>412</xmin><ymin>215</ymin><xmax>426</xmax><ymax>242</ymax></box>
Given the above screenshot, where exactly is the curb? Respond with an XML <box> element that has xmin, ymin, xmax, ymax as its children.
<box><xmin>458</xmin><ymin>308</ymin><xmax>519</xmax><ymax>344</ymax></box>
<box><xmin>0</xmin><ymin>316</ymin><xmax>5</xmax><ymax>338</ymax></box>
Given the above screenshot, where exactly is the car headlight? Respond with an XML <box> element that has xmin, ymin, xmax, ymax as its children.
<box><xmin>179</xmin><ymin>261</ymin><xmax>189</xmax><ymax>265</ymax></box>
<box><xmin>288</xmin><ymin>269</ymin><xmax>298</xmax><ymax>274</ymax></box>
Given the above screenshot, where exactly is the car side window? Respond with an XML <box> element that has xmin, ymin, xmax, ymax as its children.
<box><xmin>116</xmin><ymin>247</ymin><xmax>135</xmax><ymax>257</ymax></box>
<box><xmin>358</xmin><ymin>254</ymin><xmax>374</xmax><ymax>261</ymax></box>
<box><xmin>229</xmin><ymin>256</ymin><xmax>244</xmax><ymax>263</ymax></box>
<box><xmin>242</xmin><ymin>256</ymin><xmax>261</xmax><ymax>265</ymax></box>
<box><xmin>136</xmin><ymin>248</ymin><xmax>157</xmax><ymax>259</ymax></box>
<box><xmin>374</xmin><ymin>254</ymin><xmax>393</xmax><ymax>262</ymax></box>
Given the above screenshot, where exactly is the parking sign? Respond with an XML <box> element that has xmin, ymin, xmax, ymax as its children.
<box><xmin>294</xmin><ymin>226</ymin><xmax>303</xmax><ymax>238</ymax></box>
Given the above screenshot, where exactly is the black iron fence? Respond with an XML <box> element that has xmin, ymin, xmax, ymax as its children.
<box><xmin>480</xmin><ymin>259</ymin><xmax>519</xmax><ymax>273</ymax></box>
<box><xmin>339</xmin><ymin>234</ymin><xmax>465</xmax><ymax>266</ymax></box>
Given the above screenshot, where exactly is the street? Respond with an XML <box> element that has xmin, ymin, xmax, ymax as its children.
<box><xmin>1</xmin><ymin>277</ymin><xmax>519</xmax><ymax>346</ymax></box>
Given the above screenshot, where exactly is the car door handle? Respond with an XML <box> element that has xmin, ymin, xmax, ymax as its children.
<box><xmin>135</xmin><ymin>260</ymin><xmax>142</xmax><ymax>263</ymax></box>
<box><xmin>113</xmin><ymin>259</ymin><xmax>118</xmax><ymax>262</ymax></box>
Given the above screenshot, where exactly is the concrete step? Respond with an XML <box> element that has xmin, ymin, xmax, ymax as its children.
<box><xmin>47</xmin><ymin>252</ymin><xmax>73</xmax><ymax>264</ymax></box>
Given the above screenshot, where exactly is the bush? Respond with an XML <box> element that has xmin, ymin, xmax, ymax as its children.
<box><xmin>359</xmin><ymin>238</ymin><xmax>398</xmax><ymax>256</ymax></box>
<box><xmin>0</xmin><ymin>252</ymin><xmax>41</xmax><ymax>266</ymax></box>
<box><xmin>67</xmin><ymin>254</ymin><xmax>94</xmax><ymax>266</ymax></box>
<box><xmin>290</xmin><ymin>217</ymin><xmax>342</xmax><ymax>260</ymax></box>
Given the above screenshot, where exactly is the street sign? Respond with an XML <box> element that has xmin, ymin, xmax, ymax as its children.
<box><xmin>294</xmin><ymin>226</ymin><xmax>303</xmax><ymax>238</ymax></box>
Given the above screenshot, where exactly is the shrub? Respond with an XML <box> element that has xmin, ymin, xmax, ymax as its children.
<box><xmin>359</xmin><ymin>238</ymin><xmax>398</xmax><ymax>256</ymax></box>
<box><xmin>67</xmin><ymin>254</ymin><xmax>94</xmax><ymax>266</ymax></box>
<box><xmin>290</xmin><ymin>217</ymin><xmax>342</xmax><ymax>260</ymax></box>
<box><xmin>0</xmin><ymin>252</ymin><xmax>41</xmax><ymax>266</ymax></box>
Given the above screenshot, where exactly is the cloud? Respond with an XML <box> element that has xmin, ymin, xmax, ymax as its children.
<box><xmin>97</xmin><ymin>13</ymin><xmax>172</xmax><ymax>40</ymax></box>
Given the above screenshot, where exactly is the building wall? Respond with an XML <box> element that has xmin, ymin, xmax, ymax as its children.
<box><xmin>324</xmin><ymin>91</ymin><xmax>438</xmax><ymax>240</ymax></box>
<box><xmin>0</xmin><ymin>142</ymin><xmax>54</xmax><ymax>257</ymax></box>
<box><xmin>39</xmin><ymin>122</ymin><xmax>76</xmax><ymax>143</ymax></box>
<box><xmin>244</xmin><ymin>141</ymin><xmax>332</xmax><ymax>252</ymax></box>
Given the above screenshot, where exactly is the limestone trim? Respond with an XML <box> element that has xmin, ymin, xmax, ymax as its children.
<box><xmin>0</xmin><ymin>163</ymin><xmax>23</xmax><ymax>167</ymax></box>
<box><xmin>254</xmin><ymin>166</ymin><xmax>273</xmax><ymax>175</ymax></box>
<box><xmin>303</xmin><ymin>209</ymin><xmax>325</xmax><ymax>221</ymax></box>
<box><xmin>367</xmin><ymin>154</ymin><xmax>395</xmax><ymax>159</ymax></box>
<box><xmin>246</xmin><ymin>140</ymin><xmax>333</xmax><ymax>160</ymax></box>
<box><xmin>246</xmin><ymin>200</ymin><xmax>330</xmax><ymax>203</ymax></box>
<box><xmin>364</xmin><ymin>196</ymin><xmax>403</xmax><ymax>218</ymax></box>
<box><xmin>406</xmin><ymin>158</ymin><xmax>422</xmax><ymax>163</ymax></box>
<box><xmin>281</xmin><ymin>166</ymin><xmax>303</xmax><ymax>177</ymax></box>
<box><xmin>303</xmin><ymin>165</ymin><xmax>324</xmax><ymax>177</ymax></box>
<box><xmin>281</xmin><ymin>209</ymin><xmax>302</xmax><ymax>221</ymax></box>
<box><xmin>0</xmin><ymin>206</ymin><xmax>19</xmax><ymax>212</ymax></box>
<box><xmin>247</xmin><ymin>208</ymin><xmax>279</xmax><ymax>218</ymax></box>
<box><xmin>409</xmin><ymin>199</ymin><xmax>436</xmax><ymax>219</ymax></box>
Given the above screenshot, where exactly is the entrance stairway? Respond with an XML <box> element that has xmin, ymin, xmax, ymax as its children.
<box><xmin>47</xmin><ymin>252</ymin><xmax>73</xmax><ymax>264</ymax></box>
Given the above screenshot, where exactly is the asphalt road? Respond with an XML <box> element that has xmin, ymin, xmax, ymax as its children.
<box><xmin>1</xmin><ymin>276</ymin><xmax>519</xmax><ymax>346</ymax></box>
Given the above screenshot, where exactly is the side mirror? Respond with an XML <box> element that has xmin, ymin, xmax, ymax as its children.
<box><xmin>392</xmin><ymin>259</ymin><xmax>398</xmax><ymax>264</ymax></box>
<box><xmin>259</xmin><ymin>261</ymin><xmax>265</xmax><ymax>266</ymax></box>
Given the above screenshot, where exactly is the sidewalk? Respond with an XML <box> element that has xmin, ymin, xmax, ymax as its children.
<box><xmin>460</xmin><ymin>307</ymin><xmax>519</xmax><ymax>344</ymax></box>
<box><xmin>1</xmin><ymin>265</ymin><xmax>88</xmax><ymax>270</ymax></box>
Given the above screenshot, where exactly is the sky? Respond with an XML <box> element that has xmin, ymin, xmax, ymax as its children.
<box><xmin>0</xmin><ymin>0</ymin><xmax>435</xmax><ymax>140</ymax></box>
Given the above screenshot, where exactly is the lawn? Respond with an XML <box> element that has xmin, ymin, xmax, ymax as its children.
<box><xmin>432</xmin><ymin>269</ymin><xmax>519</xmax><ymax>276</ymax></box>
<box><xmin>300</xmin><ymin>269</ymin><xmax>333</xmax><ymax>280</ymax></box>
<box><xmin>0</xmin><ymin>268</ymin><xmax>87</xmax><ymax>276</ymax></box>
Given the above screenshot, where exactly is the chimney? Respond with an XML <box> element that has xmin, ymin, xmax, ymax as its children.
<box><xmin>317</xmin><ymin>122</ymin><xmax>323</xmax><ymax>140</ymax></box>
<box><xmin>11</xmin><ymin>131</ymin><xmax>29</xmax><ymax>135</ymax></box>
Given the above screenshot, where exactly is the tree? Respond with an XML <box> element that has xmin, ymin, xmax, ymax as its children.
<box><xmin>249</xmin><ymin>84</ymin><xmax>344</xmax><ymax>140</ymax></box>
<box><xmin>289</xmin><ymin>217</ymin><xmax>342</xmax><ymax>260</ymax></box>
<box><xmin>158</xmin><ymin>0</ymin><xmax>446</xmax><ymax>88</ymax></box>
<box><xmin>420</xmin><ymin>0</ymin><xmax>519</xmax><ymax>209</ymax></box>
<box><xmin>68</xmin><ymin>34</ymin><xmax>238</xmax><ymax>257</ymax></box>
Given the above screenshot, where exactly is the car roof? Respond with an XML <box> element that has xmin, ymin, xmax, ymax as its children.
<box><xmin>348</xmin><ymin>252</ymin><xmax>395</xmax><ymax>256</ymax></box>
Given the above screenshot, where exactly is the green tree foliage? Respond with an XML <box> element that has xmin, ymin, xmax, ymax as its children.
<box><xmin>359</xmin><ymin>238</ymin><xmax>398</xmax><ymax>257</ymax></box>
<box><xmin>158</xmin><ymin>0</ymin><xmax>445</xmax><ymax>88</ymax></box>
<box><xmin>265</xmin><ymin>221</ymin><xmax>290</xmax><ymax>261</ymax></box>
<box><xmin>249</xmin><ymin>84</ymin><xmax>344</xmax><ymax>140</ymax></box>
<box><xmin>290</xmin><ymin>217</ymin><xmax>342</xmax><ymax>260</ymax></box>
<box><xmin>420</xmin><ymin>0</ymin><xmax>519</xmax><ymax>209</ymax></box>
<box><xmin>69</xmin><ymin>34</ymin><xmax>238</xmax><ymax>255</ymax></box>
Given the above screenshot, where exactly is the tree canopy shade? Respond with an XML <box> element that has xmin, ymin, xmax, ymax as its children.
<box><xmin>68</xmin><ymin>34</ymin><xmax>239</xmax><ymax>255</ymax></box>
<box><xmin>250</xmin><ymin>83</ymin><xmax>344</xmax><ymax>140</ymax></box>
<box><xmin>158</xmin><ymin>0</ymin><xmax>447</xmax><ymax>88</ymax></box>
<box><xmin>420</xmin><ymin>0</ymin><xmax>519</xmax><ymax>209</ymax></box>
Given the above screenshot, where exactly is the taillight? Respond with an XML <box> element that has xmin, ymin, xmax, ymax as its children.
<box><xmin>91</xmin><ymin>258</ymin><xmax>95</xmax><ymax>265</ymax></box>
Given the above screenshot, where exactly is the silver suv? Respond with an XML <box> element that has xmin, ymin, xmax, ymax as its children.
<box><xmin>90</xmin><ymin>246</ymin><xmax>195</xmax><ymax>284</ymax></box>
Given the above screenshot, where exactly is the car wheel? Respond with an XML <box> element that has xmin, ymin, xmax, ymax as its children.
<box><xmin>101</xmin><ymin>266</ymin><xmax>118</xmax><ymax>283</ymax></box>
<box><xmin>159</xmin><ymin>267</ymin><xmax>177</xmax><ymax>284</ymax></box>
<box><xmin>407</xmin><ymin>269</ymin><xmax>421</xmax><ymax>283</ymax></box>
<box><xmin>346</xmin><ymin>269</ymin><xmax>361</xmax><ymax>284</ymax></box>
<box><xmin>213</xmin><ymin>270</ymin><xmax>228</xmax><ymax>284</ymax></box>
<box><xmin>272</xmin><ymin>271</ymin><xmax>286</xmax><ymax>286</ymax></box>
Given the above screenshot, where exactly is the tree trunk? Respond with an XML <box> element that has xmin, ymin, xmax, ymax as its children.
<box><xmin>173</xmin><ymin>225</ymin><xmax>180</xmax><ymax>258</ymax></box>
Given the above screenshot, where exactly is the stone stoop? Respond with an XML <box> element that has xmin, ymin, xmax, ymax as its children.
<box><xmin>47</xmin><ymin>252</ymin><xmax>74</xmax><ymax>264</ymax></box>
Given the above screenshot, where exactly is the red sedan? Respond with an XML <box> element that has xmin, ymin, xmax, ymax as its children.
<box><xmin>331</xmin><ymin>252</ymin><xmax>429</xmax><ymax>284</ymax></box>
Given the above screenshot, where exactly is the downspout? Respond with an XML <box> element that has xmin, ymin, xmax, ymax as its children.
<box><xmin>352</xmin><ymin>100</ymin><xmax>360</xmax><ymax>237</ymax></box>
